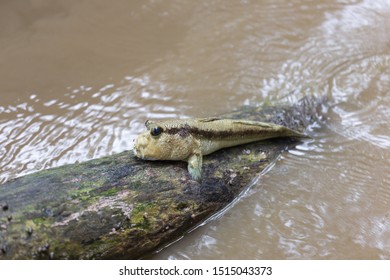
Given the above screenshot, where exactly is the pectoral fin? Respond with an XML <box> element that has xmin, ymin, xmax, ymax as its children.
<box><xmin>187</xmin><ymin>152</ymin><xmax>203</xmax><ymax>181</ymax></box>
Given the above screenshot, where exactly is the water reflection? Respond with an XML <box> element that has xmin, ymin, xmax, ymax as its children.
<box><xmin>0</xmin><ymin>74</ymin><xmax>187</xmax><ymax>183</ymax></box>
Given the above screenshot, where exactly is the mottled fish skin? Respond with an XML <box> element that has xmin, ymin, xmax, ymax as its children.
<box><xmin>134</xmin><ymin>118</ymin><xmax>307</xmax><ymax>181</ymax></box>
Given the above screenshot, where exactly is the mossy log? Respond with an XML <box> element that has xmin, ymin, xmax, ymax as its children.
<box><xmin>0</xmin><ymin>97</ymin><xmax>321</xmax><ymax>259</ymax></box>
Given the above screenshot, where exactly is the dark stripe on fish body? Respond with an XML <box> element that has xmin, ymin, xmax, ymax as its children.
<box><xmin>164</xmin><ymin>124</ymin><xmax>277</xmax><ymax>140</ymax></box>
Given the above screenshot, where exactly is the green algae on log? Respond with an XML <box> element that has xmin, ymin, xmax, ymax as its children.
<box><xmin>0</xmin><ymin>97</ymin><xmax>321</xmax><ymax>259</ymax></box>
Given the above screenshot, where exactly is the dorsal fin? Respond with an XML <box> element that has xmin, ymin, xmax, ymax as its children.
<box><xmin>230</xmin><ymin>119</ymin><xmax>276</xmax><ymax>128</ymax></box>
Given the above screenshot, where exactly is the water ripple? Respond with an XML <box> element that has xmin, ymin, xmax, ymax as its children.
<box><xmin>0</xmin><ymin>75</ymin><xmax>187</xmax><ymax>183</ymax></box>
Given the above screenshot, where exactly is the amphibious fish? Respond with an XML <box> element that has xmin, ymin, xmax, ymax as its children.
<box><xmin>133</xmin><ymin>118</ymin><xmax>307</xmax><ymax>181</ymax></box>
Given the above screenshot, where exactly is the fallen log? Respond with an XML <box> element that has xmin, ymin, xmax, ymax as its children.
<box><xmin>0</xmin><ymin>97</ymin><xmax>321</xmax><ymax>259</ymax></box>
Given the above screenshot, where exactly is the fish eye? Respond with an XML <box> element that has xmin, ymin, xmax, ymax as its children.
<box><xmin>150</xmin><ymin>126</ymin><xmax>163</xmax><ymax>137</ymax></box>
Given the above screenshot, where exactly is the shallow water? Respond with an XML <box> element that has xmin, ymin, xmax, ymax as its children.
<box><xmin>1</xmin><ymin>0</ymin><xmax>389</xmax><ymax>259</ymax></box>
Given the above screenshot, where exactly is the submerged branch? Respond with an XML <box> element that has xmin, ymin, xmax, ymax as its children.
<box><xmin>0</xmin><ymin>97</ymin><xmax>322</xmax><ymax>259</ymax></box>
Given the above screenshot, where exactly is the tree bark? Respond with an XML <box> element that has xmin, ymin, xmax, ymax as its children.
<box><xmin>0</xmin><ymin>97</ymin><xmax>321</xmax><ymax>259</ymax></box>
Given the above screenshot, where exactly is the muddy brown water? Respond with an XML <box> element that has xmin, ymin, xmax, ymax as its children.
<box><xmin>1</xmin><ymin>0</ymin><xmax>389</xmax><ymax>259</ymax></box>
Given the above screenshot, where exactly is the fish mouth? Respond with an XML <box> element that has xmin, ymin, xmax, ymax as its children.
<box><xmin>133</xmin><ymin>145</ymin><xmax>143</xmax><ymax>159</ymax></box>
<box><xmin>133</xmin><ymin>146</ymin><xmax>157</xmax><ymax>161</ymax></box>
<box><xmin>133</xmin><ymin>135</ymin><xmax>145</xmax><ymax>159</ymax></box>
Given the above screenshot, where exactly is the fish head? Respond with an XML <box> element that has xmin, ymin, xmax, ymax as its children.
<box><xmin>133</xmin><ymin>120</ymin><xmax>194</xmax><ymax>161</ymax></box>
